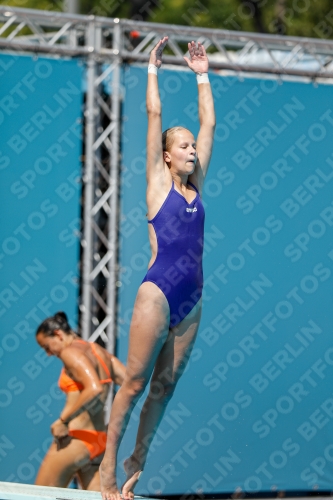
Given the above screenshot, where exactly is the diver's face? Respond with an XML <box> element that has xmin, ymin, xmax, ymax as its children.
<box><xmin>165</xmin><ymin>129</ymin><xmax>197</xmax><ymax>174</ymax></box>
<box><xmin>36</xmin><ymin>331</ymin><xmax>64</xmax><ymax>357</ymax></box>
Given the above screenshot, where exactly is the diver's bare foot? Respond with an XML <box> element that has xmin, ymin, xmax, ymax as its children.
<box><xmin>122</xmin><ymin>457</ymin><xmax>143</xmax><ymax>500</ymax></box>
<box><xmin>99</xmin><ymin>460</ymin><xmax>121</xmax><ymax>500</ymax></box>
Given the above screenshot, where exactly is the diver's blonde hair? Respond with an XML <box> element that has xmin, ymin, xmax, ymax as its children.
<box><xmin>162</xmin><ymin>127</ymin><xmax>188</xmax><ymax>152</ymax></box>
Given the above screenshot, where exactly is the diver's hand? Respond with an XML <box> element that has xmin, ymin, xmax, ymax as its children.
<box><xmin>51</xmin><ymin>418</ymin><xmax>69</xmax><ymax>439</ymax></box>
<box><xmin>184</xmin><ymin>41</ymin><xmax>209</xmax><ymax>74</ymax></box>
<box><xmin>149</xmin><ymin>37</ymin><xmax>168</xmax><ymax>69</ymax></box>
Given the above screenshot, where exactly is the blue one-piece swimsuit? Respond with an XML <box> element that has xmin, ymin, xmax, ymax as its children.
<box><xmin>142</xmin><ymin>181</ymin><xmax>205</xmax><ymax>328</ymax></box>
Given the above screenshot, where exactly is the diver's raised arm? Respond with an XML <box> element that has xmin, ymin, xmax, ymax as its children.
<box><xmin>146</xmin><ymin>36</ymin><xmax>168</xmax><ymax>184</ymax></box>
<box><xmin>184</xmin><ymin>41</ymin><xmax>215</xmax><ymax>190</ymax></box>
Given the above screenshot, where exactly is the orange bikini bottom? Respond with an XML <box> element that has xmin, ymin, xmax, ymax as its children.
<box><xmin>68</xmin><ymin>429</ymin><xmax>107</xmax><ymax>460</ymax></box>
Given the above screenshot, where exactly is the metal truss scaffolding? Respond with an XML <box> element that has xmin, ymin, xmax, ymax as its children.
<box><xmin>2</xmin><ymin>5</ymin><xmax>333</xmax><ymax>354</ymax></box>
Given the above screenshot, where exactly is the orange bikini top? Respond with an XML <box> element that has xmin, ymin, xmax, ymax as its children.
<box><xmin>58</xmin><ymin>340</ymin><xmax>112</xmax><ymax>393</ymax></box>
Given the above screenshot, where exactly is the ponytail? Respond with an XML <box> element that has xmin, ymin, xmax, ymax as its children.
<box><xmin>36</xmin><ymin>311</ymin><xmax>72</xmax><ymax>337</ymax></box>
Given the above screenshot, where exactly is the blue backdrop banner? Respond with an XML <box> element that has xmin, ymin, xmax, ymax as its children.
<box><xmin>0</xmin><ymin>53</ymin><xmax>83</xmax><ymax>482</ymax></box>
<box><xmin>117</xmin><ymin>65</ymin><xmax>333</xmax><ymax>496</ymax></box>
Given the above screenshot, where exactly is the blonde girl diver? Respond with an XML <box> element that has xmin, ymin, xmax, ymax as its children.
<box><xmin>100</xmin><ymin>37</ymin><xmax>215</xmax><ymax>500</ymax></box>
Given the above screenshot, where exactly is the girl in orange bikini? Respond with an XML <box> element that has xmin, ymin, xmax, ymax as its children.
<box><xmin>35</xmin><ymin>311</ymin><xmax>125</xmax><ymax>490</ymax></box>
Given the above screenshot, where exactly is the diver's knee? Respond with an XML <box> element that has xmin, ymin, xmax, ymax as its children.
<box><xmin>150</xmin><ymin>381</ymin><xmax>177</xmax><ymax>403</ymax></box>
<box><xmin>122</xmin><ymin>377</ymin><xmax>147</xmax><ymax>400</ymax></box>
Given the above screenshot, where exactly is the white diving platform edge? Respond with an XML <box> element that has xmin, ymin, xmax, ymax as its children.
<box><xmin>0</xmin><ymin>482</ymin><xmax>151</xmax><ymax>500</ymax></box>
<box><xmin>1</xmin><ymin>482</ymin><xmax>329</xmax><ymax>500</ymax></box>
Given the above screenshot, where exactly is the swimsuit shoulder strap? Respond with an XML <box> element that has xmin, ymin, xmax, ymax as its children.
<box><xmin>148</xmin><ymin>180</ymin><xmax>175</xmax><ymax>224</ymax></box>
<box><xmin>90</xmin><ymin>343</ymin><xmax>112</xmax><ymax>383</ymax></box>
<box><xmin>187</xmin><ymin>181</ymin><xmax>199</xmax><ymax>193</ymax></box>
<box><xmin>72</xmin><ymin>338</ymin><xmax>86</xmax><ymax>345</ymax></box>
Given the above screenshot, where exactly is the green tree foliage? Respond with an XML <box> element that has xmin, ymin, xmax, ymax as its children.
<box><xmin>1</xmin><ymin>0</ymin><xmax>333</xmax><ymax>39</ymax></box>
<box><xmin>147</xmin><ymin>0</ymin><xmax>333</xmax><ymax>39</ymax></box>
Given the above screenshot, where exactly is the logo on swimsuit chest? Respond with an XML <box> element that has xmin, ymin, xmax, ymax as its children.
<box><xmin>186</xmin><ymin>207</ymin><xmax>197</xmax><ymax>213</ymax></box>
